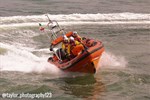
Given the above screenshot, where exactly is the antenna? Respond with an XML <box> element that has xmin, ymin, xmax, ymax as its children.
<box><xmin>45</xmin><ymin>14</ymin><xmax>52</xmax><ymax>23</ymax></box>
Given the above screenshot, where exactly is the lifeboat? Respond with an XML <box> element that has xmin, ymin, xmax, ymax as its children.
<box><xmin>39</xmin><ymin>15</ymin><xmax>104</xmax><ymax>74</ymax></box>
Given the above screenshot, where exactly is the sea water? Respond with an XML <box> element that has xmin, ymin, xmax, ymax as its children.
<box><xmin>0</xmin><ymin>0</ymin><xmax>150</xmax><ymax>100</ymax></box>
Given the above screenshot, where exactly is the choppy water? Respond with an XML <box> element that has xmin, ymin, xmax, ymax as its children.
<box><xmin>1</xmin><ymin>0</ymin><xmax>150</xmax><ymax>16</ymax></box>
<box><xmin>0</xmin><ymin>0</ymin><xmax>150</xmax><ymax>100</ymax></box>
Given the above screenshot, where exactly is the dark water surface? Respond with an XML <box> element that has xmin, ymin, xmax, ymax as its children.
<box><xmin>1</xmin><ymin>0</ymin><xmax>150</xmax><ymax>16</ymax></box>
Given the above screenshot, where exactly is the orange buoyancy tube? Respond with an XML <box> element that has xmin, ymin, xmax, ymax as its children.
<box><xmin>53</xmin><ymin>54</ymin><xmax>58</xmax><ymax>61</ymax></box>
<box><xmin>51</xmin><ymin>31</ymin><xmax>73</xmax><ymax>46</ymax></box>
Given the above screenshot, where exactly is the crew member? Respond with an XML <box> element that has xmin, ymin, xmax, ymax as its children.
<box><xmin>69</xmin><ymin>36</ymin><xmax>84</xmax><ymax>57</ymax></box>
<box><xmin>70</xmin><ymin>36</ymin><xmax>80</xmax><ymax>48</ymax></box>
<box><xmin>62</xmin><ymin>35</ymin><xmax>71</xmax><ymax>57</ymax></box>
<box><xmin>72</xmin><ymin>32</ymin><xmax>88</xmax><ymax>50</ymax></box>
<box><xmin>72</xmin><ymin>31</ymin><xmax>82</xmax><ymax>42</ymax></box>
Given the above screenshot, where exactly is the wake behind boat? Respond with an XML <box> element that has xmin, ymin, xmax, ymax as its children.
<box><xmin>39</xmin><ymin>15</ymin><xmax>104</xmax><ymax>74</ymax></box>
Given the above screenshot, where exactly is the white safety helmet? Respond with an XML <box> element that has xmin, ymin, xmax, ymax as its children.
<box><xmin>70</xmin><ymin>36</ymin><xmax>74</xmax><ymax>41</ymax></box>
<box><xmin>63</xmin><ymin>35</ymin><xmax>68</xmax><ymax>40</ymax></box>
<box><xmin>73</xmin><ymin>31</ymin><xmax>78</xmax><ymax>34</ymax></box>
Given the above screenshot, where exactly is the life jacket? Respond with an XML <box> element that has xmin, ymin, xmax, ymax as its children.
<box><xmin>71</xmin><ymin>44</ymin><xmax>84</xmax><ymax>56</ymax></box>
<box><xmin>62</xmin><ymin>41</ymin><xmax>69</xmax><ymax>48</ymax></box>
<box><xmin>62</xmin><ymin>41</ymin><xmax>71</xmax><ymax>54</ymax></box>
<box><xmin>70</xmin><ymin>41</ymin><xmax>76</xmax><ymax>48</ymax></box>
<box><xmin>72</xmin><ymin>35</ymin><xmax>82</xmax><ymax>42</ymax></box>
<box><xmin>70</xmin><ymin>40</ymin><xmax>80</xmax><ymax>49</ymax></box>
<box><xmin>70</xmin><ymin>40</ymin><xmax>84</xmax><ymax>56</ymax></box>
<box><xmin>64</xmin><ymin>43</ymin><xmax>69</xmax><ymax>48</ymax></box>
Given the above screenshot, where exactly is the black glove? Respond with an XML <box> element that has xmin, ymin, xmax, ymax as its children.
<box><xmin>50</xmin><ymin>48</ymin><xmax>53</xmax><ymax>51</ymax></box>
<box><xmin>49</xmin><ymin>45</ymin><xmax>53</xmax><ymax>51</ymax></box>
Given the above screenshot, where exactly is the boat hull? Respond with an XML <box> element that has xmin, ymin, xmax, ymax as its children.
<box><xmin>63</xmin><ymin>47</ymin><xmax>104</xmax><ymax>73</ymax></box>
<box><xmin>48</xmin><ymin>40</ymin><xmax>104</xmax><ymax>74</ymax></box>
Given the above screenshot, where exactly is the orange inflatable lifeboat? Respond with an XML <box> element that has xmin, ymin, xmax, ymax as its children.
<box><xmin>39</xmin><ymin>16</ymin><xmax>104</xmax><ymax>74</ymax></box>
<box><xmin>48</xmin><ymin>31</ymin><xmax>104</xmax><ymax>74</ymax></box>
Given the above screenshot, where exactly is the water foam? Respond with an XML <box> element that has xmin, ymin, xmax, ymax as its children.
<box><xmin>0</xmin><ymin>43</ymin><xmax>128</xmax><ymax>75</ymax></box>
<box><xmin>99</xmin><ymin>51</ymin><xmax>127</xmax><ymax>69</ymax></box>
<box><xmin>1</xmin><ymin>21</ymin><xmax>150</xmax><ymax>29</ymax></box>
<box><xmin>1</xmin><ymin>13</ymin><xmax>150</xmax><ymax>25</ymax></box>
<box><xmin>0</xmin><ymin>43</ymin><xmax>61</xmax><ymax>74</ymax></box>
<box><xmin>0</xmin><ymin>13</ymin><xmax>150</xmax><ymax>29</ymax></box>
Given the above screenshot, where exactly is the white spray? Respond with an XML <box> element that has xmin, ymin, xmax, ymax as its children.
<box><xmin>99</xmin><ymin>51</ymin><xmax>127</xmax><ymax>69</ymax></box>
<box><xmin>0</xmin><ymin>43</ymin><xmax>62</xmax><ymax>74</ymax></box>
